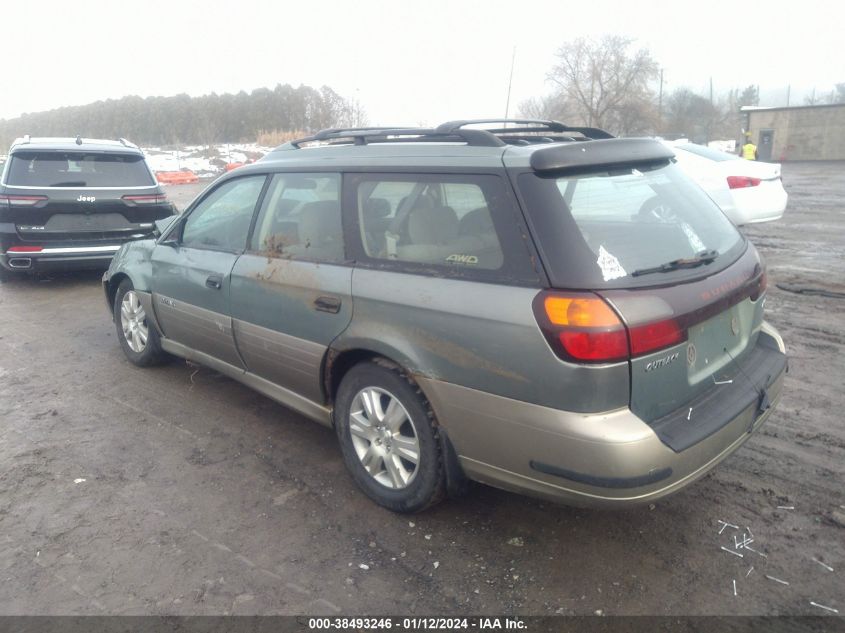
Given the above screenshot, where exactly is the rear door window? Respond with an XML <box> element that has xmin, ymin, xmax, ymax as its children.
<box><xmin>6</xmin><ymin>151</ymin><xmax>155</xmax><ymax>187</ymax></box>
<box><xmin>353</xmin><ymin>176</ymin><xmax>503</xmax><ymax>269</ymax></box>
<box><xmin>251</xmin><ymin>173</ymin><xmax>343</xmax><ymax>262</ymax></box>
<box><xmin>347</xmin><ymin>173</ymin><xmax>539</xmax><ymax>284</ymax></box>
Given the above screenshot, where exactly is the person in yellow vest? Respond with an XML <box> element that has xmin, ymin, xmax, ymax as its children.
<box><xmin>741</xmin><ymin>135</ymin><xmax>758</xmax><ymax>160</ymax></box>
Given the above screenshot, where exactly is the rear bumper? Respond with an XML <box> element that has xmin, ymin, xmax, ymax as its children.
<box><xmin>1</xmin><ymin>245</ymin><xmax>121</xmax><ymax>273</ymax></box>
<box><xmin>729</xmin><ymin>180</ymin><xmax>788</xmax><ymax>225</ymax></box>
<box><xmin>417</xmin><ymin>322</ymin><xmax>787</xmax><ymax>508</ymax></box>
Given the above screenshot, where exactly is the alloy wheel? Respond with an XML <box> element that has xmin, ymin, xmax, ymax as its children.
<box><xmin>348</xmin><ymin>387</ymin><xmax>420</xmax><ymax>489</ymax></box>
<box><xmin>120</xmin><ymin>290</ymin><xmax>149</xmax><ymax>353</ymax></box>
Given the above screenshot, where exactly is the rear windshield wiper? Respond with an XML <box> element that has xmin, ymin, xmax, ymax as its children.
<box><xmin>631</xmin><ymin>249</ymin><xmax>719</xmax><ymax>277</ymax></box>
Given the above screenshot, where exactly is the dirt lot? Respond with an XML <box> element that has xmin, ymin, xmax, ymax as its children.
<box><xmin>0</xmin><ymin>165</ymin><xmax>842</xmax><ymax>616</ymax></box>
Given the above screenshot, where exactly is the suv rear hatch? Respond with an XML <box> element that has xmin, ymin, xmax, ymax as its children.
<box><xmin>1</xmin><ymin>149</ymin><xmax>169</xmax><ymax>244</ymax></box>
<box><xmin>517</xmin><ymin>141</ymin><xmax>786</xmax><ymax>448</ymax></box>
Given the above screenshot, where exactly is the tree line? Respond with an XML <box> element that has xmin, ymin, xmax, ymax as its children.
<box><xmin>0</xmin><ymin>83</ymin><xmax>367</xmax><ymax>150</ymax></box>
<box><xmin>519</xmin><ymin>35</ymin><xmax>845</xmax><ymax>143</ymax></box>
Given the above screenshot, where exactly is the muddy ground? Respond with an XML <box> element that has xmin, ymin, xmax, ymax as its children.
<box><xmin>0</xmin><ymin>164</ymin><xmax>842</xmax><ymax>616</ymax></box>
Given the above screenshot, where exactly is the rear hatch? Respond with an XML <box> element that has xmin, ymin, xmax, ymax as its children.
<box><xmin>1</xmin><ymin>149</ymin><xmax>171</xmax><ymax>244</ymax></box>
<box><xmin>517</xmin><ymin>145</ymin><xmax>784</xmax><ymax>443</ymax></box>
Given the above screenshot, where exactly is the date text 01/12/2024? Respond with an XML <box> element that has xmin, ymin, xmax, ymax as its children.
<box><xmin>307</xmin><ymin>617</ymin><xmax>527</xmax><ymax>630</ymax></box>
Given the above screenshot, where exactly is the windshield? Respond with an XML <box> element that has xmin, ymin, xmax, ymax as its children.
<box><xmin>5</xmin><ymin>151</ymin><xmax>155</xmax><ymax>187</ymax></box>
<box><xmin>518</xmin><ymin>161</ymin><xmax>745</xmax><ymax>289</ymax></box>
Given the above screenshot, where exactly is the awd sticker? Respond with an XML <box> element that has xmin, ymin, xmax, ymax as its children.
<box><xmin>446</xmin><ymin>254</ymin><xmax>479</xmax><ymax>265</ymax></box>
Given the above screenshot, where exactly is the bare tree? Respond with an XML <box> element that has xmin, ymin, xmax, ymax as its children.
<box><xmin>807</xmin><ymin>82</ymin><xmax>845</xmax><ymax>105</ymax></box>
<box><xmin>517</xmin><ymin>94</ymin><xmax>576</xmax><ymax>121</ymax></box>
<box><xmin>547</xmin><ymin>35</ymin><xmax>658</xmax><ymax>133</ymax></box>
<box><xmin>663</xmin><ymin>88</ymin><xmax>722</xmax><ymax>141</ymax></box>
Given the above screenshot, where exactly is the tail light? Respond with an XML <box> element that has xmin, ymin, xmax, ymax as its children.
<box><xmin>727</xmin><ymin>176</ymin><xmax>761</xmax><ymax>189</ymax></box>
<box><xmin>0</xmin><ymin>194</ymin><xmax>48</xmax><ymax>207</ymax></box>
<box><xmin>122</xmin><ymin>194</ymin><xmax>168</xmax><ymax>205</ymax></box>
<box><xmin>534</xmin><ymin>292</ymin><xmax>685</xmax><ymax>363</ymax></box>
<box><xmin>7</xmin><ymin>245</ymin><xmax>43</xmax><ymax>253</ymax></box>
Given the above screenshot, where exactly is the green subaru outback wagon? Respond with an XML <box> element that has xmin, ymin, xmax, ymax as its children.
<box><xmin>103</xmin><ymin>120</ymin><xmax>787</xmax><ymax>512</ymax></box>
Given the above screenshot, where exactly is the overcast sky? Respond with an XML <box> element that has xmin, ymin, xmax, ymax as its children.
<box><xmin>4</xmin><ymin>0</ymin><xmax>843</xmax><ymax>125</ymax></box>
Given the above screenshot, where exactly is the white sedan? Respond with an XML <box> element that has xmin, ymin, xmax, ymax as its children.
<box><xmin>666</xmin><ymin>141</ymin><xmax>788</xmax><ymax>226</ymax></box>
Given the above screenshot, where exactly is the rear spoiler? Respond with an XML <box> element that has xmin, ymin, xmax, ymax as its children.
<box><xmin>530</xmin><ymin>138</ymin><xmax>675</xmax><ymax>173</ymax></box>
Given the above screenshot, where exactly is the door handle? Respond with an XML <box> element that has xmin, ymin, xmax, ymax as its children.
<box><xmin>314</xmin><ymin>296</ymin><xmax>341</xmax><ymax>314</ymax></box>
<box><xmin>205</xmin><ymin>275</ymin><xmax>223</xmax><ymax>290</ymax></box>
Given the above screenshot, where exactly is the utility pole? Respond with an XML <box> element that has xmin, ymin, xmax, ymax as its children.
<box><xmin>658</xmin><ymin>68</ymin><xmax>664</xmax><ymax>134</ymax></box>
<box><xmin>503</xmin><ymin>46</ymin><xmax>516</xmax><ymax>122</ymax></box>
<box><xmin>707</xmin><ymin>77</ymin><xmax>714</xmax><ymax>144</ymax></box>
<box><xmin>786</xmin><ymin>84</ymin><xmax>791</xmax><ymax>107</ymax></box>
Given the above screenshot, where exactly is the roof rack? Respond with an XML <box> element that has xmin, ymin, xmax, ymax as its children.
<box><xmin>118</xmin><ymin>137</ymin><xmax>138</xmax><ymax>148</ymax></box>
<box><xmin>290</xmin><ymin>126</ymin><xmax>505</xmax><ymax>148</ymax></box>
<box><xmin>286</xmin><ymin>119</ymin><xmax>613</xmax><ymax>150</ymax></box>
<box><xmin>436</xmin><ymin>119</ymin><xmax>615</xmax><ymax>141</ymax></box>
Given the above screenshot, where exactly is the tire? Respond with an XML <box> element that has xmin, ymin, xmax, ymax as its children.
<box><xmin>335</xmin><ymin>360</ymin><xmax>446</xmax><ymax>513</ymax></box>
<box><xmin>114</xmin><ymin>279</ymin><xmax>168</xmax><ymax>367</ymax></box>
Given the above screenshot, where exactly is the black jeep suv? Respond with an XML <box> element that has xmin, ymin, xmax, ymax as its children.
<box><xmin>0</xmin><ymin>136</ymin><xmax>175</xmax><ymax>279</ymax></box>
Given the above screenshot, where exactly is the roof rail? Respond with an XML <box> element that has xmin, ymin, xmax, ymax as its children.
<box><xmin>118</xmin><ymin>137</ymin><xmax>138</xmax><ymax>148</ymax></box>
<box><xmin>290</xmin><ymin>126</ymin><xmax>505</xmax><ymax>148</ymax></box>
<box><xmin>285</xmin><ymin>119</ymin><xmax>613</xmax><ymax>150</ymax></box>
<box><xmin>436</xmin><ymin>119</ymin><xmax>615</xmax><ymax>140</ymax></box>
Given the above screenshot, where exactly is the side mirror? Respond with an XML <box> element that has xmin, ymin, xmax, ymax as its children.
<box><xmin>154</xmin><ymin>216</ymin><xmax>179</xmax><ymax>243</ymax></box>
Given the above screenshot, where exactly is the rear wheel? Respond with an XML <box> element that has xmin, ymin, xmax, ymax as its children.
<box><xmin>335</xmin><ymin>361</ymin><xmax>446</xmax><ymax>512</ymax></box>
<box><xmin>114</xmin><ymin>279</ymin><xmax>168</xmax><ymax>366</ymax></box>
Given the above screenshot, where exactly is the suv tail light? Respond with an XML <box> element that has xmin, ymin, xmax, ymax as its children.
<box><xmin>0</xmin><ymin>194</ymin><xmax>48</xmax><ymax>207</ymax></box>
<box><xmin>7</xmin><ymin>245</ymin><xmax>43</xmax><ymax>253</ymax></box>
<box><xmin>122</xmin><ymin>194</ymin><xmax>168</xmax><ymax>205</ymax></box>
<box><xmin>727</xmin><ymin>176</ymin><xmax>761</xmax><ymax>189</ymax></box>
<box><xmin>534</xmin><ymin>292</ymin><xmax>686</xmax><ymax>363</ymax></box>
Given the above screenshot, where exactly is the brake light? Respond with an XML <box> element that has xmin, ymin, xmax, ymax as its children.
<box><xmin>537</xmin><ymin>293</ymin><xmax>629</xmax><ymax>362</ymax></box>
<box><xmin>122</xmin><ymin>194</ymin><xmax>168</xmax><ymax>205</ymax></box>
<box><xmin>629</xmin><ymin>320</ymin><xmax>684</xmax><ymax>355</ymax></box>
<box><xmin>7</xmin><ymin>245</ymin><xmax>43</xmax><ymax>252</ymax></box>
<box><xmin>727</xmin><ymin>176</ymin><xmax>761</xmax><ymax>189</ymax></box>
<box><xmin>0</xmin><ymin>194</ymin><xmax>48</xmax><ymax>206</ymax></box>
<box><xmin>534</xmin><ymin>292</ymin><xmax>687</xmax><ymax>363</ymax></box>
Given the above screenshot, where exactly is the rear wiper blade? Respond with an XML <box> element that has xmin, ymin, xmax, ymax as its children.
<box><xmin>631</xmin><ymin>249</ymin><xmax>719</xmax><ymax>277</ymax></box>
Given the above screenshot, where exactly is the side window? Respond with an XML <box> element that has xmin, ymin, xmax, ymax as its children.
<box><xmin>182</xmin><ymin>176</ymin><xmax>265</xmax><ymax>251</ymax></box>
<box><xmin>355</xmin><ymin>175</ymin><xmax>504</xmax><ymax>270</ymax></box>
<box><xmin>251</xmin><ymin>173</ymin><xmax>343</xmax><ymax>262</ymax></box>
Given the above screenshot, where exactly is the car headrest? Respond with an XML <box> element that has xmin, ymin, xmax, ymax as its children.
<box><xmin>408</xmin><ymin>203</ymin><xmax>459</xmax><ymax>245</ymax></box>
<box><xmin>298</xmin><ymin>201</ymin><xmax>341</xmax><ymax>245</ymax></box>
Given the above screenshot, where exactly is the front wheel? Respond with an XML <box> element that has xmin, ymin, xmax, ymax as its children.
<box><xmin>335</xmin><ymin>361</ymin><xmax>446</xmax><ymax>513</ymax></box>
<box><xmin>114</xmin><ymin>279</ymin><xmax>168</xmax><ymax>367</ymax></box>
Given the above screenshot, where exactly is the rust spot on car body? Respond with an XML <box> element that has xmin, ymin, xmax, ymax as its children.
<box><xmin>408</xmin><ymin>327</ymin><xmax>528</xmax><ymax>383</ymax></box>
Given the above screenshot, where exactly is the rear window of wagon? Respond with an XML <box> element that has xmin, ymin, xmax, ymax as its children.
<box><xmin>518</xmin><ymin>161</ymin><xmax>746</xmax><ymax>289</ymax></box>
